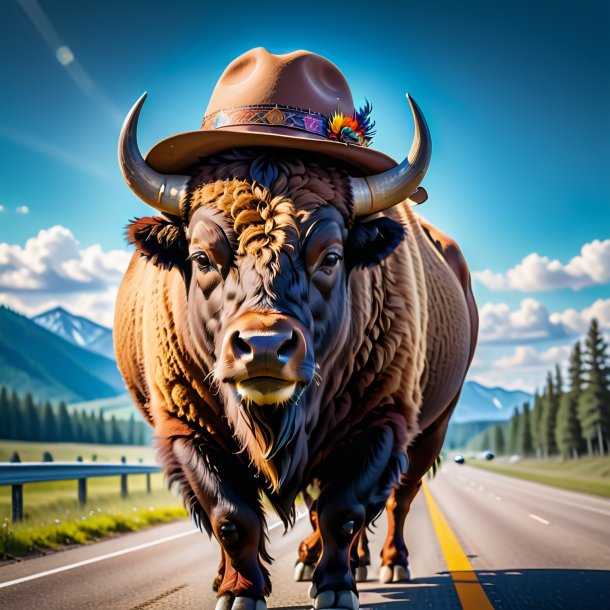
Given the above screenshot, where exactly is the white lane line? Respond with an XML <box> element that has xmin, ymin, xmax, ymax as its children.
<box><xmin>529</xmin><ymin>513</ymin><xmax>550</xmax><ymax>525</ymax></box>
<box><xmin>463</xmin><ymin>467</ymin><xmax>610</xmax><ymax>516</ymax></box>
<box><xmin>0</xmin><ymin>529</ymin><xmax>198</xmax><ymax>590</ymax></box>
<box><xmin>0</xmin><ymin>511</ymin><xmax>307</xmax><ymax>590</ymax></box>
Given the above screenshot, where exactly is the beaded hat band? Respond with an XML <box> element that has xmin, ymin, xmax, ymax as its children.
<box><xmin>202</xmin><ymin>102</ymin><xmax>376</xmax><ymax>147</ymax></box>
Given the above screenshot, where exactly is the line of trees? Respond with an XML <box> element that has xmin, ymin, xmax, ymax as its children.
<box><xmin>0</xmin><ymin>388</ymin><xmax>149</xmax><ymax>446</ymax></box>
<box><xmin>472</xmin><ymin>318</ymin><xmax>610</xmax><ymax>459</ymax></box>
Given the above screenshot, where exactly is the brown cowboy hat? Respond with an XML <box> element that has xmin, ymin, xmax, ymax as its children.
<box><xmin>119</xmin><ymin>47</ymin><xmax>431</xmax><ymax>217</ymax></box>
<box><xmin>146</xmin><ymin>48</ymin><xmax>397</xmax><ymax>175</ymax></box>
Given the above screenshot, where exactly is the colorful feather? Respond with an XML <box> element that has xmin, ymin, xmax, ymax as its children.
<box><xmin>327</xmin><ymin>100</ymin><xmax>376</xmax><ymax>146</ymax></box>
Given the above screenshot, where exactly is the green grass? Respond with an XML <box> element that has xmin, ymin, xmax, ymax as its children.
<box><xmin>0</xmin><ymin>440</ymin><xmax>187</xmax><ymax>558</ymax></box>
<box><xmin>0</xmin><ymin>490</ymin><xmax>187</xmax><ymax>558</ymax></box>
<box><xmin>467</xmin><ymin>456</ymin><xmax>610</xmax><ymax>498</ymax></box>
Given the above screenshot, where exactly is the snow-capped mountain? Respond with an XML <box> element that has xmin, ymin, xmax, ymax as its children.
<box><xmin>33</xmin><ymin>306</ymin><xmax>115</xmax><ymax>360</ymax></box>
<box><xmin>452</xmin><ymin>381</ymin><xmax>532</xmax><ymax>423</ymax></box>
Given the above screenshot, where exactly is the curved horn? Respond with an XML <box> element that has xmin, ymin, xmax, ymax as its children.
<box><xmin>118</xmin><ymin>93</ymin><xmax>190</xmax><ymax>216</ymax></box>
<box><xmin>350</xmin><ymin>94</ymin><xmax>431</xmax><ymax>216</ymax></box>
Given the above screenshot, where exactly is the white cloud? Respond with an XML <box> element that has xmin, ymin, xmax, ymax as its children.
<box><xmin>0</xmin><ymin>226</ymin><xmax>131</xmax><ymax>326</ymax></box>
<box><xmin>0</xmin><ymin>205</ymin><xmax>5</xmax><ymax>213</ymax></box>
<box><xmin>15</xmin><ymin>205</ymin><xmax>29</xmax><ymax>215</ymax></box>
<box><xmin>493</xmin><ymin>345</ymin><xmax>571</xmax><ymax>369</ymax></box>
<box><xmin>479</xmin><ymin>297</ymin><xmax>610</xmax><ymax>344</ymax></box>
<box><xmin>469</xmin><ymin>344</ymin><xmax>572</xmax><ymax>393</ymax></box>
<box><xmin>550</xmin><ymin>298</ymin><xmax>610</xmax><ymax>335</ymax></box>
<box><xmin>474</xmin><ymin>238</ymin><xmax>610</xmax><ymax>291</ymax></box>
<box><xmin>479</xmin><ymin>298</ymin><xmax>566</xmax><ymax>343</ymax></box>
<box><xmin>0</xmin><ymin>225</ymin><xmax>131</xmax><ymax>292</ymax></box>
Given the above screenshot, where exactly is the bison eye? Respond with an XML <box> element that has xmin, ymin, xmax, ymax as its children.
<box><xmin>190</xmin><ymin>251</ymin><xmax>213</xmax><ymax>271</ymax></box>
<box><xmin>319</xmin><ymin>251</ymin><xmax>343</xmax><ymax>274</ymax></box>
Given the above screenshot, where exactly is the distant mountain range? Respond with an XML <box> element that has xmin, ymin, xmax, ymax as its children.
<box><xmin>33</xmin><ymin>306</ymin><xmax>115</xmax><ymax>360</ymax></box>
<box><xmin>1</xmin><ymin>305</ymin><xmax>532</xmax><ymax>433</ymax></box>
<box><xmin>451</xmin><ymin>381</ymin><xmax>532</xmax><ymax>423</ymax></box>
<box><xmin>445</xmin><ymin>381</ymin><xmax>532</xmax><ymax>450</ymax></box>
<box><xmin>0</xmin><ymin>306</ymin><xmax>124</xmax><ymax>403</ymax></box>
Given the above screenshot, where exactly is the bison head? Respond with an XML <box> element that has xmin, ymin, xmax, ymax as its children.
<box><xmin>119</xmin><ymin>97</ymin><xmax>430</xmax><ymax>490</ymax></box>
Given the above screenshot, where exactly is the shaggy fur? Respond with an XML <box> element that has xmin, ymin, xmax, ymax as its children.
<box><xmin>114</xmin><ymin>149</ymin><xmax>476</xmax><ymax>600</ymax></box>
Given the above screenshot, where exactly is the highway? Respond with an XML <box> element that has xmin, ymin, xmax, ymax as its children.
<box><xmin>0</xmin><ymin>463</ymin><xmax>609</xmax><ymax>609</ymax></box>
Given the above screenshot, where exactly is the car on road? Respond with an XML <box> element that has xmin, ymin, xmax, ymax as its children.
<box><xmin>454</xmin><ymin>454</ymin><xmax>465</xmax><ymax>464</ymax></box>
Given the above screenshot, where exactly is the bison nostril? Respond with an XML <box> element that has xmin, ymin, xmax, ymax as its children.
<box><xmin>277</xmin><ymin>330</ymin><xmax>299</xmax><ymax>361</ymax></box>
<box><xmin>231</xmin><ymin>332</ymin><xmax>252</xmax><ymax>359</ymax></box>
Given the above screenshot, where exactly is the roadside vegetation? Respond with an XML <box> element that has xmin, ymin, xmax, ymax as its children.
<box><xmin>0</xmin><ymin>441</ymin><xmax>186</xmax><ymax>559</ymax></box>
<box><xmin>467</xmin><ymin>455</ymin><xmax>610</xmax><ymax>498</ymax></box>
<box><xmin>0</xmin><ymin>490</ymin><xmax>187</xmax><ymax>558</ymax></box>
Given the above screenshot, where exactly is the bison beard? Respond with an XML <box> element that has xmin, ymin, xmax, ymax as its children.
<box><xmin>238</xmin><ymin>389</ymin><xmax>303</xmax><ymax>460</ymax></box>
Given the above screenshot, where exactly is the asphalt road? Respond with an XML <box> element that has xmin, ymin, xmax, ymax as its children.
<box><xmin>1</xmin><ymin>464</ymin><xmax>609</xmax><ymax>609</ymax></box>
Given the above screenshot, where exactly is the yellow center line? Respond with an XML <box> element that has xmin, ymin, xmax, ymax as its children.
<box><xmin>422</xmin><ymin>481</ymin><xmax>494</xmax><ymax>609</ymax></box>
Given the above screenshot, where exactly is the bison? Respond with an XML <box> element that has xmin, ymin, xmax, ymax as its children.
<box><xmin>115</xmin><ymin>49</ymin><xmax>477</xmax><ymax>610</ymax></box>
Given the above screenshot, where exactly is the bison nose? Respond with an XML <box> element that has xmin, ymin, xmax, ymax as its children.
<box><xmin>221</xmin><ymin>313</ymin><xmax>313</xmax><ymax>383</ymax></box>
<box><xmin>230</xmin><ymin>329</ymin><xmax>299</xmax><ymax>364</ymax></box>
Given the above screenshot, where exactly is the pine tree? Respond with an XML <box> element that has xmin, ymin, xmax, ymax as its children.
<box><xmin>578</xmin><ymin>319</ymin><xmax>610</xmax><ymax>456</ymax></box>
<box><xmin>22</xmin><ymin>393</ymin><xmax>39</xmax><ymax>441</ymax></box>
<box><xmin>41</xmin><ymin>401</ymin><xmax>58</xmax><ymax>442</ymax></box>
<box><xmin>9</xmin><ymin>391</ymin><xmax>21</xmax><ymax>439</ymax></box>
<box><xmin>57</xmin><ymin>401</ymin><xmax>73</xmax><ymax>442</ymax></box>
<box><xmin>0</xmin><ymin>387</ymin><xmax>10</xmax><ymax>439</ymax></box>
<box><xmin>84</xmin><ymin>411</ymin><xmax>97</xmax><ymax>444</ymax></box>
<box><xmin>509</xmin><ymin>407</ymin><xmax>521</xmax><ymax>454</ymax></box>
<box><xmin>531</xmin><ymin>391</ymin><xmax>544</xmax><ymax>457</ymax></box>
<box><xmin>541</xmin><ymin>372</ymin><xmax>559</xmax><ymax>456</ymax></box>
<box><xmin>521</xmin><ymin>401</ymin><xmax>534</xmax><ymax>456</ymax></box>
<box><xmin>96</xmin><ymin>412</ymin><xmax>108</xmax><ymax>444</ymax></box>
<box><xmin>494</xmin><ymin>424</ymin><xmax>505</xmax><ymax>455</ymax></box>
<box><xmin>110</xmin><ymin>415</ymin><xmax>123</xmax><ymax>445</ymax></box>
<box><xmin>556</xmin><ymin>342</ymin><xmax>585</xmax><ymax>459</ymax></box>
<box><xmin>127</xmin><ymin>414</ymin><xmax>137</xmax><ymax>445</ymax></box>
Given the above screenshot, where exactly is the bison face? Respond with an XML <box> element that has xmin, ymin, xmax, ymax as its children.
<box><xmin>128</xmin><ymin>173</ymin><xmax>404</xmax><ymax>489</ymax></box>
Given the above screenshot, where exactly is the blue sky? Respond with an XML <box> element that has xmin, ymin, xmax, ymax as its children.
<box><xmin>0</xmin><ymin>0</ymin><xmax>608</xmax><ymax>392</ymax></box>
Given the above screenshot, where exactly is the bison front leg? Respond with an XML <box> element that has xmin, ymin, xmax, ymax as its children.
<box><xmin>171</xmin><ymin>438</ymin><xmax>269</xmax><ymax>610</ymax></box>
<box><xmin>310</xmin><ymin>425</ymin><xmax>405</xmax><ymax>610</ymax></box>
<box><xmin>380</xmin><ymin>405</ymin><xmax>453</xmax><ymax>583</ymax></box>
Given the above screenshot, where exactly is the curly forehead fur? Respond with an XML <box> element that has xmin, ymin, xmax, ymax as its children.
<box><xmin>186</xmin><ymin>148</ymin><xmax>353</xmax><ymax>223</ymax></box>
<box><xmin>189</xmin><ymin>179</ymin><xmax>299</xmax><ymax>275</ymax></box>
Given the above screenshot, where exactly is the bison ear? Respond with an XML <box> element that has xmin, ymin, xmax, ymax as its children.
<box><xmin>346</xmin><ymin>217</ymin><xmax>405</xmax><ymax>270</ymax></box>
<box><xmin>126</xmin><ymin>216</ymin><xmax>187</xmax><ymax>270</ymax></box>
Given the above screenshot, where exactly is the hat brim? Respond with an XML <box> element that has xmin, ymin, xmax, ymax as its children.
<box><xmin>145</xmin><ymin>127</ymin><xmax>398</xmax><ymax>175</ymax></box>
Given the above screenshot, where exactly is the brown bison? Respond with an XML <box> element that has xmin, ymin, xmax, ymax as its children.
<box><xmin>115</xmin><ymin>49</ymin><xmax>477</xmax><ymax>610</ymax></box>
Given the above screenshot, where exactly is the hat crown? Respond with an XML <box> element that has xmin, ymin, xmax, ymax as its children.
<box><xmin>205</xmin><ymin>48</ymin><xmax>355</xmax><ymax>118</ymax></box>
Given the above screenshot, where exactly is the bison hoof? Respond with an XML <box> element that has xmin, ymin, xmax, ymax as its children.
<box><xmin>215</xmin><ymin>595</ymin><xmax>267</xmax><ymax>610</ymax></box>
<box><xmin>354</xmin><ymin>566</ymin><xmax>368</xmax><ymax>582</ymax></box>
<box><xmin>295</xmin><ymin>561</ymin><xmax>316</xmax><ymax>581</ymax></box>
<box><xmin>379</xmin><ymin>564</ymin><xmax>411</xmax><ymax>584</ymax></box>
<box><xmin>312</xmin><ymin>589</ymin><xmax>359</xmax><ymax>610</ymax></box>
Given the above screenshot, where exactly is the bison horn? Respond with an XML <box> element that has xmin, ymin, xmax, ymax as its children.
<box><xmin>350</xmin><ymin>94</ymin><xmax>431</xmax><ymax>216</ymax></box>
<box><xmin>118</xmin><ymin>93</ymin><xmax>190</xmax><ymax>216</ymax></box>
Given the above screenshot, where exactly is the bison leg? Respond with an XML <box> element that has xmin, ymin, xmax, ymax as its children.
<box><xmin>169</xmin><ymin>437</ymin><xmax>270</xmax><ymax>608</ymax></box>
<box><xmin>379</xmin><ymin>479</ymin><xmax>421</xmax><ymax>583</ymax></box>
<box><xmin>295</xmin><ymin>501</ymin><xmax>321</xmax><ymax>582</ymax></box>
<box><xmin>310</xmin><ymin>425</ymin><xmax>405</xmax><ymax>609</ymax></box>
<box><xmin>351</xmin><ymin>529</ymin><xmax>370</xmax><ymax>582</ymax></box>
<box><xmin>214</xmin><ymin>551</ymin><xmax>227</xmax><ymax>592</ymax></box>
<box><xmin>380</xmin><ymin>404</ymin><xmax>453</xmax><ymax>583</ymax></box>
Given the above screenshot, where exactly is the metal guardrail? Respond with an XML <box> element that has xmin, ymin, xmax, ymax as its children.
<box><xmin>0</xmin><ymin>462</ymin><xmax>162</xmax><ymax>522</ymax></box>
